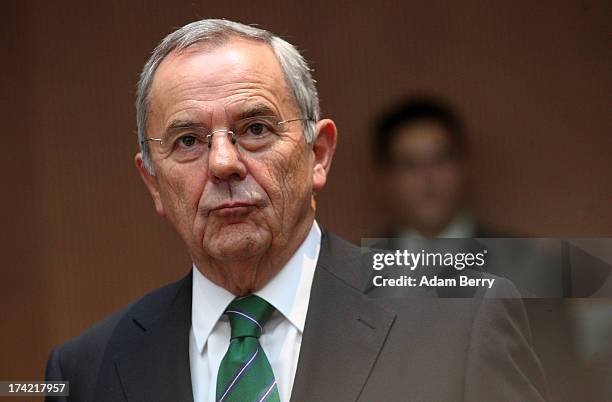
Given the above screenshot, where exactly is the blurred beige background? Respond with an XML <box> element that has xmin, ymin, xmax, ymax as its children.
<box><xmin>1</xmin><ymin>0</ymin><xmax>610</xmax><ymax>397</ymax></box>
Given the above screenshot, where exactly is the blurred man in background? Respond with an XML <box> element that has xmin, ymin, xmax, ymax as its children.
<box><xmin>371</xmin><ymin>97</ymin><xmax>591</xmax><ymax>402</ymax></box>
<box><xmin>373</xmin><ymin>97</ymin><xmax>496</xmax><ymax>239</ymax></box>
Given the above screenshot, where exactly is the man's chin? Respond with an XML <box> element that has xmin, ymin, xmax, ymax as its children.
<box><xmin>204</xmin><ymin>224</ymin><xmax>269</xmax><ymax>261</ymax></box>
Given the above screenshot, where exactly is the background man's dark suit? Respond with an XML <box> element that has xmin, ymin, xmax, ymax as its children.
<box><xmin>46</xmin><ymin>229</ymin><xmax>547</xmax><ymax>401</ymax></box>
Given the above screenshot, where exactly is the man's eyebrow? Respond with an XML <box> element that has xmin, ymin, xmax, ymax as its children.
<box><xmin>162</xmin><ymin>105</ymin><xmax>279</xmax><ymax>134</ymax></box>
<box><xmin>164</xmin><ymin>120</ymin><xmax>206</xmax><ymax>134</ymax></box>
<box><xmin>236</xmin><ymin>104</ymin><xmax>279</xmax><ymax>120</ymax></box>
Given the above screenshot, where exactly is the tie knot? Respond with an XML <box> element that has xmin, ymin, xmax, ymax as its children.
<box><xmin>225</xmin><ymin>295</ymin><xmax>275</xmax><ymax>339</ymax></box>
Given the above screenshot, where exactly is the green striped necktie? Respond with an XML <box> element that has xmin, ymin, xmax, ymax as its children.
<box><xmin>216</xmin><ymin>295</ymin><xmax>281</xmax><ymax>402</ymax></box>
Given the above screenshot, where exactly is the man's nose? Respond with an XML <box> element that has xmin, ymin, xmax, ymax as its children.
<box><xmin>207</xmin><ymin>131</ymin><xmax>247</xmax><ymax>183</ymax></box>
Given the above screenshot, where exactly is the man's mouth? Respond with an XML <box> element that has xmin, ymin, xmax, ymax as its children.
<box><xmin>209</xmin><ymin>202</ymin><xmax>257</xmax><ymax>217</ymax></box>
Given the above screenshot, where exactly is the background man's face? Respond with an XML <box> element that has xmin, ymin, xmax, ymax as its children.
<box><xmin>141</xmin><ymin>39</ymin><xmax>315</xmax><ymax>270</ymax></box>
<box><xmin>384</xmin><ymin>120</ymin><xmax>465</xmax><ymax>234</ymax></box>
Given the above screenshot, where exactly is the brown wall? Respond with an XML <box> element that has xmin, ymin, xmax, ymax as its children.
<box><xmin>1</xmin><ymin>0</ymin><xmax>610</xmax><ymax>389</ymax></box>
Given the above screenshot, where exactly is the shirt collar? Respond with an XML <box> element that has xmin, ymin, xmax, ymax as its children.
<box><xmin>191</xmin><ymin>221</ymin><xmax>321</xmax><ymax>353</ymax></box>
<box><xmin>400</xmin><ymin>214</ymin><xmax>476</xmax><ymax>239</ymax></box>
<box><xmin>191</xmin><ymin>265</ymin><xmax>235</xmax><ymax>354</ymax></box>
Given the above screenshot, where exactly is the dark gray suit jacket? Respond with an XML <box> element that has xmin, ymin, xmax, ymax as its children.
<box><xmin>46</xmin><ymin>230</ymin><xmax>547</xmax><ymax>401</ymax></box>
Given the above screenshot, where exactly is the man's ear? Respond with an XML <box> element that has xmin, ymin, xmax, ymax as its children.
<box><xmin>135</xmin><ymin>153</ymin><xmax>165</xmax><ymax>217</ymax></box>
<box><xmin>312</xmin><ymin>119</ymin><xmax>338</xmax><ymax>192</ymax></box>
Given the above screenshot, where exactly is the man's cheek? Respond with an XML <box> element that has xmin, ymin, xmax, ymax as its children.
<box><xmin>160</xmin><ymin>176</ymin><xmax>201</xmax><ymax>227</ymax></box>
<box><xmin>251</xmin><ymin>155</ymin><xmax>283</xmax><ymax>196</ymax></box>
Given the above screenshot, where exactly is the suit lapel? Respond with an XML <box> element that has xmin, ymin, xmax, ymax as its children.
<box><xmin>290</xmin><ymin>232</ymin><xmax>396</xmax><ymax>401</ymax></box>
<box><xmin>110</xmin><ymin>274</ymin><xmax>194</xmax><ymax>402</ymax></box>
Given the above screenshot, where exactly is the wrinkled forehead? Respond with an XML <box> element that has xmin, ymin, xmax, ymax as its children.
<box><xmin>148</xmin><ymin>38</ymin><xmax>296</xmax><ymax>123</ymax></box>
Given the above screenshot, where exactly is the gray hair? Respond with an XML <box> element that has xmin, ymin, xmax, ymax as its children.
<box><xmin>136</xmin><ymin>19</ymin><xmax>321</xmax><ymax>174</ymax></box>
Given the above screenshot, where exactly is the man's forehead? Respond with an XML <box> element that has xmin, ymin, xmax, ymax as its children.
<box><xmin>150</xmin><ymin>38</ymin><xmax>289</xmax><ymax>105</ymax></box>
<box><xmin>397</xmin><ymin>121</ymin><xmax>452</xmax><ymax>144</ymax></box>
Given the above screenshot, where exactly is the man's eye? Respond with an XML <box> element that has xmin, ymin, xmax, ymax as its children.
<box><xmin>178</xmin><ymin>135</ymin><xmax>197</xmax><ymax>147</ymax></box>
<box><xmin>247</xmin><ymin>123</ymin><xmax>269</xmax><ymax>136</ymax></box>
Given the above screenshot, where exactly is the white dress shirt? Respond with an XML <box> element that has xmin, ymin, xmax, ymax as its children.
<box><xmin>189</xmin><ymin>221</ymin><xmax>321</xmax><ymax>402</ymax></box>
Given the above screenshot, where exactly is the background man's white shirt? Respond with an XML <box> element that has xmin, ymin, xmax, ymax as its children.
<box><xmin>189</xmin><ymin>221</ymin><xmax>321</xmax><ymax>402</ymax></box>
<box><xmin>400</xmin><ymin>214</ymin><xmax>476</xmax><ymax>239</ymax></box>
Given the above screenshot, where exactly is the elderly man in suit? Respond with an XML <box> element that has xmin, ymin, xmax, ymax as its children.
<box><xmin>45</xmin><ymin>19</ymin><xmax>547</xmax><ymax>401</ymax></box>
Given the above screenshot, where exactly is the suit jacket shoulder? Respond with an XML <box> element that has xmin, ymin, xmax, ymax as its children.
<box><xmin>46</xmin><ymin>276</ymin><xmax>192</xmax><ymax>402</ymax></box>
<box><xmin>293</xmin><ymin>229</ymin><xmax>548</xmax><ymax>402</ymax></box>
